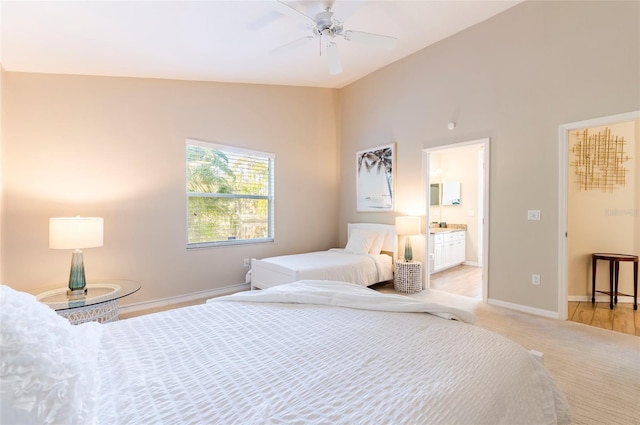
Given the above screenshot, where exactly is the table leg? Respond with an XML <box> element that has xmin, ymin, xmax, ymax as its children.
<box><xmin>634</xmin><ymin>261</ymin><xmax>638</xmax><ymax>311</ymax></box>
<box><xmin>591</xmin><ymin>257</ymin><xmax>597</xmax><ymax>304</ymax></box>
<box><xmin>608</xmin><ymin>260</ymin><xmax>614</xmax><ymax>310</ymax></box>
<box><xmin>614</xmin><ymin>261</ymin><xmax>620</xmax><ymax>304</ymax></box>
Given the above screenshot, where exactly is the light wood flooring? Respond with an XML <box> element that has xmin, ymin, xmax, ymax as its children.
<box><xmin>429</xmin><ymin>264</ymin><xmax>483</xmax><ymax>299</ymax></box>
<box><xmin>568</xmin><ymin>301</ymin><xmax>639</xmax><ymax>337</ymax></box>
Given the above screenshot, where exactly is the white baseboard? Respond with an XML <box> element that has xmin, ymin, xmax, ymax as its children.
<box><xmin>462</xmin><ymin>261</ymin><xmax>481</xmax><ymax>267</ymax></box>
<box><xmin>118</xmin><ymin>283</ymin><xmax>250</xmax><ymax>315</ymax></box>
<box><xmin>568</xmin><ymin>295</ymin><xmax>636</xmax><ymax>303</ymax></box>
<box><xmin>487</xmin><ymin>298</ymin><xmax>561</xmax><ymax>319</ymax></box>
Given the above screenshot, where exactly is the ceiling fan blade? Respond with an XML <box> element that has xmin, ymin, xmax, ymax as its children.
<box><xmin>269</xmin><ymin>36</ymin><xmax>315</xmax><ymax>56</ymax></box>
<box><xmin>343</xmin><ymin>30</ymin><xmax>397</xmax><ymax>50</ymax></box>
<box><xmin>326</xmin><ymin>42</ymin><xmax>342</xmax><ymax>75</ymax></box>
<box><xmin>272</xmin><ymin>1</ymin><xmax>315</xmax><ymax>25</ymax></box>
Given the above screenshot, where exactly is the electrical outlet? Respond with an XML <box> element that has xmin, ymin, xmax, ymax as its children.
<box><xmin>243</xmin><ymin>258</ymin><xmax>250</xmax><ymax>267</ymax></box>
<box><xmin>532</xmin><ymin>274</ymin><xmax>541</xmax><ymax>285</ymax></box>
<box><xmin>527</xmin><ymin>210</ymin><xmax>541</xmax><ymax>221</ymax></box>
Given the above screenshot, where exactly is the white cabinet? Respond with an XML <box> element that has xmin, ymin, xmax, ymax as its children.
<box><xmin>429</xmin><ymin>230</ymin><xmax>465</xmax><ymax>274</ymax></box>
<box><xmin>434</xmin><ymin>238</ymin><xmax>445</xmax><ymax>270</ymax></box>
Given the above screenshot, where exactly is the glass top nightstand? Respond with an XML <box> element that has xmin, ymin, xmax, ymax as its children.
<box><xmin>28</xmin><ymin>280</ymin><xmax>140</xmax><ymax>324</ymax></box>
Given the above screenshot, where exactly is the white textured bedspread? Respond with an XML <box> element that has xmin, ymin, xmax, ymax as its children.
<box><xmin>256</xmin><ymin>249</ymin><xmax>393</xmax><ymax>285</ymax></box>
<box><xmin>97</xmin><ymin>282</ymin><xmax>570</xmax><ymax>425</ymax></box>
<box><xmin>220</xmin><ymin>279</ymin><xmax>478</xmax><ymax>323</ymax></box>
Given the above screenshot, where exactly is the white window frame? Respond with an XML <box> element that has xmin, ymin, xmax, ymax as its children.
<box><xmin>186</xmin><ymin>138</ymin><xmax>275</xmax><ymax>248</ymax></box>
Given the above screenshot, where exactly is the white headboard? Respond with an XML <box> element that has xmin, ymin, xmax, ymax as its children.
<box><xmin>347</xmin><ymin>223</ymin><xmax>397</xmax><ymax>257</ymax></box>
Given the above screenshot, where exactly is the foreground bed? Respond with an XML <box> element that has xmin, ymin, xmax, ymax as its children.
<box><xmin>1</xmin><ymin>281</ymin><xmax>571</xmax><ymax>425</ymax></box>
<box><xmin>251</xmin><ymin>223</ymin><xmax>396</xmax><ymax>290</ymax></box>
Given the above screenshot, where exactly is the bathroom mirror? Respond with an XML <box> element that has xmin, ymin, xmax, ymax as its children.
<box><xmin>430</xmin><ymin>183</ymin><xmax>440</xmax><ymax>206</ymax></box>
<box><xmin>441</xmin><ymin>182</ymin><xmax>461</xmax><ymax>206</ymax></box>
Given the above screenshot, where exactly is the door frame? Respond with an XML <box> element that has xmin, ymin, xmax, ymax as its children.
<box><xmin>422</xmin><ymin>138</ymin><xmax>490</xmax><ymax>303</ymax></box>
<box><xmin>558</xmin><ymin>110</ymin><xmax>640</xmax><ymax>320</ymax></box>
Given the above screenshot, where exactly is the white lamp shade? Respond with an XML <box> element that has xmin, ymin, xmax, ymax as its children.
<box><xmin>395</xmin><ymin>216</ymin><xmax>421</xmax><ymax>236</ymax></box>
<box><xmin>49</xmin><ymin>217</ymin><xmax>104</xmax><ymax>249</ymax></box>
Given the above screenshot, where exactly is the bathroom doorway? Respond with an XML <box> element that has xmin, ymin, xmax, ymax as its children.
<box><xmin>423</xmin><ymin>139</ymin><xmax>489</xmax><ymax>302</ymax></box>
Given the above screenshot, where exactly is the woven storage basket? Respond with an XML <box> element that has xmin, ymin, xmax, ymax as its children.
<box><xmin>394</xmin><ymin>261</ymin><xmax>422</xmax><ymax>294</ymax></box>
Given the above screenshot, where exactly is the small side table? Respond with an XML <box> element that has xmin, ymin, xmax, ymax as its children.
<box><xmin>394</xmin><ymin>261</ymin><xmax>423</xmax><ymax>294</ymax></box>
<box><xmin>591</xmin><ymin>253</ymin><xmax>638</xmax><ymax>310</ymax></box>
<box><xmin>29</xmin><ymin>280</ymin><xmax>141</xmax><ymax>324</ymax></box>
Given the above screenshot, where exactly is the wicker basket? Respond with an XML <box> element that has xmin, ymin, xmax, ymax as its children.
<box><xmin>394</xmin><ymin>261</ymin><xmax>423</xmax><ymax>294</ymax></box>
<box><xmin>58</xmin><ymin>299</ymin><xmax>119</xmax><ymax>325</ymax></box>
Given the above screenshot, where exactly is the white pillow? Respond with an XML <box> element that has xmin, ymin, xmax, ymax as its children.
<box><xmin>344</xmin><ymin>228</ymin><xmax>377</xmax><ymax>255</ymax></box>
<box><xmin>0</xmin><ymin>285</ymin><xmax>103</xmax><ymax>425</ymax></box>
<box><xmin>368</xmin><ymin>232</ymin><xmax>386</xmax><ymax>255</ymax></box>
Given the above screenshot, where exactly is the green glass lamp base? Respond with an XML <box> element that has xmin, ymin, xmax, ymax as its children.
<box><xmin>67</xmin><ymin>249</ymin><xmax>87</xmax><ymax>297</ymax></box>
<box><xmin>404</xmin><ymin>237</ymin><xmax>413</xmax><ymax>262</ymax></box>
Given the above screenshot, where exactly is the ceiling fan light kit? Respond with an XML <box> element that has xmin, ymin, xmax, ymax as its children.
<box><xmin>312</xmin><ymin>10</ymin><xmax>342</xmax><ymax>38</ymax></box>
<box><xmin>270</xmin><ymin>0</ymin><xmax>397</xmax><ymax>75</ymax></box>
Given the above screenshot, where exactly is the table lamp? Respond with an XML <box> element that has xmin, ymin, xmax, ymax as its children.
<box><xmin>49</xmin><ymin>217</ymin><xmax>104</xmax><ymax>296</ymax></box>
<box><xmin>395</xmin><ymin>216</ymin><xmax>421</xmax><ymax>262</ymax></box>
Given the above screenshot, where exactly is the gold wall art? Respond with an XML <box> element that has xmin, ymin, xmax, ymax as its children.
<box><xmin>570</xmin><ymin>127</ymin><xmax>630</xmax><ymax>192</ymax></box>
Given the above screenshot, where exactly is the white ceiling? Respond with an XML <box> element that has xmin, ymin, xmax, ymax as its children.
<box><xmin>0</xmin><ymin>1</ymin><xmax>521</xmax><ymax>89</ymax></box>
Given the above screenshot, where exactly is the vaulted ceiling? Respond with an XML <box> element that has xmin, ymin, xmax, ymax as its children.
<box><xmin>1</xmin><ymin>1</ymin><xmax>521</xmax><ymax>88</ymax></box>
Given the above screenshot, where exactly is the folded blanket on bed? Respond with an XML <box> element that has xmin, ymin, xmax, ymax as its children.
<box><xmin>210</xmin><ymin>280</ymin><xmax>478</xmax><ymax>324</ymax></box>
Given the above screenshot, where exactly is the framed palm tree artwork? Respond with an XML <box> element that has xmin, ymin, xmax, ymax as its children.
<box><xmin>356</xmin><ymin>143</ymin><xmax>395</xmax><ymax>212</ymax></box>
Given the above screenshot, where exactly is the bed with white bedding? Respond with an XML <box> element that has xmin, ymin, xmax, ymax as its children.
<box><xmin>251</xmin><ymin>222</ymin><xmax>397</xmax><ymax>290</ymax></box>
<box><xmin>1</xmin><ymin>281</ymin><xmax>571</xmax><ymax>425</ymax></box>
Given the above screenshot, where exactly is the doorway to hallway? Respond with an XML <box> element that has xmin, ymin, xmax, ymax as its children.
<box><xmin>559</xmin><ymin>110</ymin><xmax>639</xmax><ymax>327</ymax></box>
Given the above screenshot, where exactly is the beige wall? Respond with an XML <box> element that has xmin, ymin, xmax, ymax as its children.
<box><xmin>339</xmin><ymin>1</ymin><xmax>640</xmax><ymax>313</ymax></box>
<box><xmin>568</xmin><ymin>121</ymin><xmax>639</xmax><ymax>298</ymax></box>
<box><xmin>0</xmin><ymin>67</ymin><xmax>3</xmax><ymax>282</ymax></box>
<box><xmin>1</xmin><ymin>72</ymin><xmax>340</xmax><ymax>303</ymax></box>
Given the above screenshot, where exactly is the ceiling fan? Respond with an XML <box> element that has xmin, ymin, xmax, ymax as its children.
<box><xmin>269</xmin><ymin>0</ymin><xmax>397</xmax><ymax>75</ymax></box>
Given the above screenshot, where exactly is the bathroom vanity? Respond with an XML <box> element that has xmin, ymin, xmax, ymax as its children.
<box><xmin>429</xmin><ymin>228</ymin><xmax>466</xmax><ymax>274</ymax></box>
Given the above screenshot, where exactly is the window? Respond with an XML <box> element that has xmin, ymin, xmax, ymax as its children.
<box><xmin>186</xmin><ymin>139</ymin><xmax>274</xmax><ymax>248</ymax></box>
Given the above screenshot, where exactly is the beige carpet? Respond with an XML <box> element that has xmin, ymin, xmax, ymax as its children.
<box><xmin>474</xmin><ymin>303</ymin><xmax>639</xmax><ymax>425</ymax></box>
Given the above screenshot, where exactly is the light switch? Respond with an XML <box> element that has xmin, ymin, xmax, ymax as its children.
<box><xmin>527</xmin><ymin>210</ymin><xmax>541</xmax><ymax>221</ymax></box>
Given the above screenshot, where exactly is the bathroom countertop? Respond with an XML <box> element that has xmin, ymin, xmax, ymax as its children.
<box><xmin>430</xmin><ymin>228</ymin><xmax>458</xmax><ymax>234</ymax></box>
<box><xmin>429</xmin><ymin>225</ymin><xmax>467</xmax><ymax>234</ymax></box>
